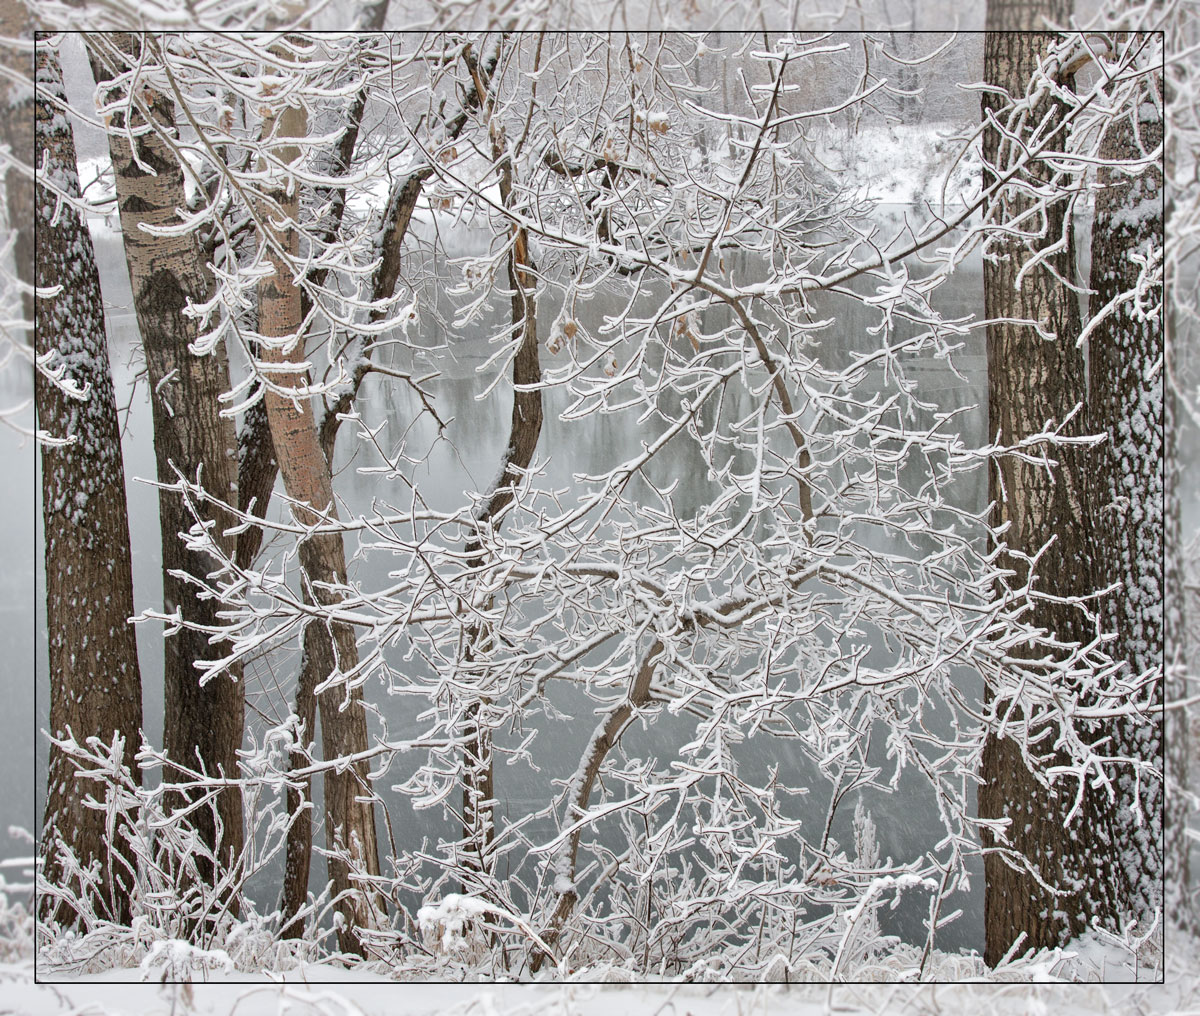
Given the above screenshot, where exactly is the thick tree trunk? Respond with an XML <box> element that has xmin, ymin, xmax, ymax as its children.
<box><xmin>35</xmin><ymin>41</ymin><xmax>144</xmax><ymax>926</ymax></box>
<box><xmin>257</xmin><ymin>102</ymin><xmax>383</xmax><ymax>957</ymax></box>
<box><xmin>1088</xmin><ymin>84</ymin><xmax>1165</xmax><ymax>936</ymax></box>
<box><xmin>89</xmin><ymin>35</ymin><xmax>245</xmax><ymax>896</ymax></box>
<box><xmin>985</xmin><ymin>0</ymin><xmax>1071</xmax><ymax>29</ymax></box>
<box><xmin>978</xmin><ymin>19</ymin><xmax>1119</xmax><ymax>965</ymax></box>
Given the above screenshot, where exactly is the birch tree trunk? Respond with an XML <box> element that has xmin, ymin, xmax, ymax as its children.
<box><xmin>979</xmin><ymin>5</ymin><xmax>1120</xmax><ymax>964</ymax></box>
<box><xmin>35</xmin><ymin>40</ymin><xmax>143</xmax><ymax>926</ymax></box>
<box><xmin>90</xmin><ymin>34</ymin><xmax>245</xmax><ymax>896</ymax></box>
<box><xmin>278</xmin><ymin>44</ymin><xmax>494</xmax><ymax>923</ymax></box>
<box><xmin>256</xmin><ymin>100</ymin><xmax>383</xmax><ymax>958</ymax></box>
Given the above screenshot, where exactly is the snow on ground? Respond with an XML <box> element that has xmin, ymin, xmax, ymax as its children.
<box><xmin>3</xmin><ymin>927</ymin><xmax>1198</xmax><ymax>1015</ymax></box>
<box><xmin>5</xmin><ymin>956</ymin><xmax>1200</xmax><ymax>1016</ymax></box>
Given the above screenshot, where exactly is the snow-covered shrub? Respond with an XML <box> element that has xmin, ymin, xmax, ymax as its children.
<box><xmin>417</xmin><ymin>894</ymin><xmax>491</xmax><ymax>964</ymax></box>
<box><xmin>35</xmin><ymin>727</ymin><xmax>338</xmax><ymax>975</ymax></box>
<box><xmin>413</xmin><ymin>892</ymin><xmax>563</xmax><ymax>976</ymax></box>
<box><xmin>139</xmin><ymin>938</ymin><xmax>233</xmax><ymax>983</ymax></box>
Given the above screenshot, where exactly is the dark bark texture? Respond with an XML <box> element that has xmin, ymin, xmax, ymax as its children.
<box><xmin>978</xmin><ymin>22</ymin><xmax>1118</xmax><ymax>965</ymax></box>
<box><xmin>35</xmin><ymin>41</ymin><xmax>144</xmax><ymax>926</ymax></box>
<box><xmin>90</xmin><ymin>35</ymin><xmax>245</xmax><ymax>891</ymax></box>
<box><xmin>984</xmin><ymin>0</ymin><xmax>1072</xmax><ymax>28</ymax></box>
<box><xmin>235</xmin><ymin>397</ymin><xmax>276</xmax><ymax>570</ymax></box>
<box><xmin>1088</xmin><ymin>82</ymin><xmax>1165</xmax><ymax>936</ymax></box>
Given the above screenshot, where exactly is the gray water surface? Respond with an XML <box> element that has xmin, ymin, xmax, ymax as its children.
<box><xmin>23</xmin><ymin>213</ymin><xmax>991</xmax><ymax>958</ymax></box>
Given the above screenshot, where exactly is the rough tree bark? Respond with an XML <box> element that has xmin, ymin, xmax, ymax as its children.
<box><xmin>978</xmin><ymin>6</ymin><xmax>1120</xmax><ymax>964</ymax></box>
<box><xmin>35</xmin><ymin>40</ymin><xmax>144</xmax><ymax>926</ymax></box>
<box><xmin>1087</xmin><ymin>67</ymin><xmax>1165</xmax><ymax>937</ymax></box>
<box><xmin>89</xmin><ymin>34</ymin><xmax>245</xmax><ymax>895</ymax></box>
<box><xmin>256</xmin><ymin>98</ymin><xmax>383</xmax><ymax>958</ymax></box>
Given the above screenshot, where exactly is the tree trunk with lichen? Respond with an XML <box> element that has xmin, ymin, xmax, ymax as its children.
<box><xmin>35</xmin><ymin>40</ymin><xmax>144</xmax><ymax>927</ymax></box>
<box><xmin>978</xmin><ymin>10</ymin><xmax>1119</xmax><ymax>965</ymax></box>
<box><xmin>1087</xmin><ymin>75</ymin><xmax>1165</xmax><ymax>939</ymax></box>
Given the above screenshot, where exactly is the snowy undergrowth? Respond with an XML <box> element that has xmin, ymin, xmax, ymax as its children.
<box><xmin>7</xmin><ymin>843</ymin><xmax>1200</xmax><ymax>1012</ymax></box>
<box><xmin>19</xmin><ymin>826</ymin><xmax>1173</xmax><ymax>989</ymax></box>
<box><xmin>29</xmin><ymin>903</ymin><xmax>1155</xmax><ymax>985</ymax></box>
<box><xmin>18</xmin><ymin>910</ymin><xmax>1187</xmax><ymax>983</ymax></box>
<box><xmin>5</xmin><ymin>937</ymin><xmax>1200</xmax><ymax>1016</ymax></box>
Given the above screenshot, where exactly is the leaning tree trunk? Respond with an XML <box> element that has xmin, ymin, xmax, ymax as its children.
<box><xmin>456</xmin><ymin>227</ymin><xmax>540</xmax><ymax>887</ymax></box>
<box><xmin>978</xmin><ymin>9</ymin><xmax>1120</xmax><ymax>965</ymax></box>
<box><xmin>277</xmin><ymin>43</ymin><xmax>495</xmax><ymax>924</ymax></box>
<box><xmin>457</xmin><ymin>44</ymin><xmax>544</xmax><ymax>885</ymax></box>
<box><xmin>1087</xmin><ymin>74</ymin><xmax>1165</xmax><ymax>938</ymax></box>
<box><xmin>256</xmin><ymin>100</ymin><xmax>383</xmax><ymax>958</ymax></box>
<box><xmin>34</xmin><ymin>40</ymin><xmax>144</xmax><ymax>927</ymax></box>
<box><xmin>90</xmin><ymin>35</ymin><xmax>245</xmax><ymax>897</ymax></box>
